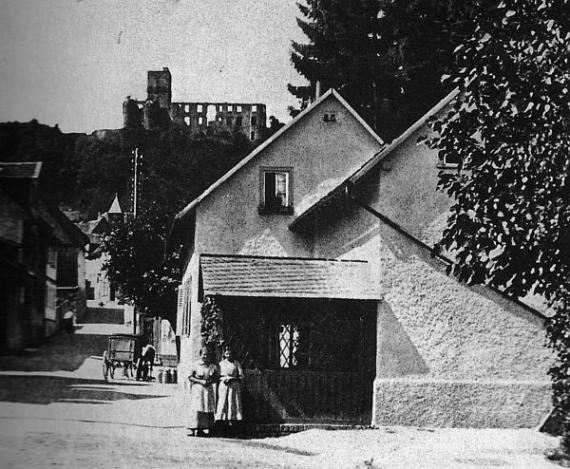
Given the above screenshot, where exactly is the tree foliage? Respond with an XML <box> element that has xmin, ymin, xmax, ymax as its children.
<box><xmin>427</xmin><ymin>0</ymin><xmax>570</xmax><ymax>446</ymax></box>
<box><xmin>100</xmin><ymin>130</ymin><xmax>254</xmax><ymax>322</ymax></box>
<box><xmin>0</xmin><ymin>123</ymin><xmax>256</xmax><ymax>219</ymax></box>
<box><xmin>290</xmin><ymin>0</ymin><xmax>385</xmax><ymax>128</ymax></box>
<box><xmin>379</xmin><ymin>0</ymin><xmax>478</xmax><ymax>135</ymax></box>
<box><xmin>289</xmin><ymin>0</ymin><xmax>477</xmax><ymax>140</ymax></box>
<box><xmin>200</xmin><ymin>296</ymin><xmax>224</xmax><ymax>356</ymax></box>
<box><xmin>102</xmin><ymin>204</ymin><xmax>181</xmax><ymax>322</ymax></box>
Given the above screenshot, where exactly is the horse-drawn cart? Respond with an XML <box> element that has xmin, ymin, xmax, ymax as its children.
<box><xmin>102</xmin><ymin>333</ymin><xmax>143</xmax><ymax>380</ymax></box>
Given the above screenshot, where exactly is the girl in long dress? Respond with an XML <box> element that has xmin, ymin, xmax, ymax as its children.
<box><xmin>187</xmin><ymin>348</ymin><xmax>218</xmax><ymax>436</ymax></box>
<box><xmin>215</xmin><ymin>346</ymin><xmax>244</xmax><ymax>435</ymax></box>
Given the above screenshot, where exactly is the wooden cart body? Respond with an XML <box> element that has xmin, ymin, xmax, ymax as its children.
<box><xmin>102</xmin><ymin>334</ymin><xmax>143</xmax><ymax>380</ymax></box>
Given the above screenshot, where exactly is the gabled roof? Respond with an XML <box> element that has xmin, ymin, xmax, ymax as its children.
<box><xmin>0</xmin><ymin>161</ymin><xmax>42</xmax><ymax>179</ymax></box>
<box><xmin>108</xmin><ymin>193</ymin><xmax>122</xmax><ymax>214</ymax></box>
<box><xmin>289</xmin><ymin>89</ymin><xmax>459</xmax><ymax>231</ymax></box>
<box><xmin>176</xmin><ymin>89</ymin><xmax>384</xmax><ymax>220</ymax></box>
<box><xmin>200</xmin><ymin>253</ymin><xmax>382</xmax><ymax>300</ymax></box>
<box><xmin>41</xmin><ymin>200</ymin><xmax>89</xmax><ymax>248</ymax></box>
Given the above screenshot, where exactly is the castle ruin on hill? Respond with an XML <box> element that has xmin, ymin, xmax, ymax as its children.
<box><xmin>123</xmin><ymin>67</ymin><xmax>267</xmax><ymax>141</ymax></box>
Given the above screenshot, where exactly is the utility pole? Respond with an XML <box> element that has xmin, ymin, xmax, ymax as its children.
<box><xmin>132</xmin><ymin>148</ymin><xmax>141</xmax><ymax>218</ymax></box>
<box><xmin>131</xmin><ymin>147</ymin><xmax>142</xmax><ymax>335</ymax></box>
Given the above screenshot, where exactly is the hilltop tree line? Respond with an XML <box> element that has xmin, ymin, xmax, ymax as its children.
<box><xmin>0</xmin><ymin>120</ymin><xmax>255</xmax><ymax>219</ymax></box>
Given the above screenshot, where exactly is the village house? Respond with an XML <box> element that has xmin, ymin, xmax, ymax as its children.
<box><xmin>75</xmin><ymin>194</ymin><xmax>135</xmax><ymax>328</ymax></box>
<box><xmin>173</xmin><ymin>89</ymin><xmax>553</xmax><ymax>428</ymax></box>
<box><xmin>80</xmin><ymin>194</ymin><xmax>124</xmax><ymax>308</ymax></box>
<box><xmin>0</xmin><ymin>162</ymin><xmax>88</xmax><ymax>350</ymax></box>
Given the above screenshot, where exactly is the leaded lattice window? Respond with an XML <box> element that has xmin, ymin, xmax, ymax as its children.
<box><xmin>278</xmin><ymin>323</ymin><xmax>300</xmax><ymax>368</ymax></box>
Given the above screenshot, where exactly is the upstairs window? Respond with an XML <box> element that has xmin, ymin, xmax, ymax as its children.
<box><xmin>323</xmin><ymin>111</ymin><xmax>338</xmax><ymax>122</ymax></box>
<box><xmin>259</xmin><ymin>168</ymin><xmax>293</xmax><ymax>214</ymax></box>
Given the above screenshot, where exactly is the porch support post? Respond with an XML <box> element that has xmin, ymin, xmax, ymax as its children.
<box><xmin>188</xmin><ymin>260</ymin><xmax>203</xmax><ymax>366</ymax></box>
<box><xmin>372</xmin><ymin>300</ymin><xmax>382</xmax><ymax>427</ymax></box>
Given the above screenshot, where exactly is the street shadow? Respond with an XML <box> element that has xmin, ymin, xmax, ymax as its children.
<box><xmin>222</xmin><ymin>439</ymin><xmax>316</xmax><ymax>456</ymax></box>
<box><xmin>0</xmin><ymin>375</ymin><xmax>168</xmax><ymax>405</ymax></box>
<box><xmin>0</xmin><ymin>333</ymin><xmax>109</xmax><ymax>373</ymax></box>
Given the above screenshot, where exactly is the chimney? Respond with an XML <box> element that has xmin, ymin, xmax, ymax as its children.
<box><xmin>315</xmin><ymin>81</ymin><xmax>322</xmax><ymax>101</ymax></box>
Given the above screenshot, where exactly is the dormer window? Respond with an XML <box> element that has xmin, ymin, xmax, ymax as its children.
<box><xmin>259</xmin><ymin>168</ymin><xmax>293</xmax><ymax>215</ymax></box>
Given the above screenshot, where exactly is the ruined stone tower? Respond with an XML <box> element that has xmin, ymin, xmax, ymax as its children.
<box><xmin>124</xmin><ymin>67</ymin><xmax>267</xmax><ymax>140</ymax></box>
<box><xmin>147</xmin><ymin>67</ymin><xmax>172</xmax><ymax>109</ymax></box>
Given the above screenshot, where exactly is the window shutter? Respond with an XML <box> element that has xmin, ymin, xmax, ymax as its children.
<box><xmin>182</xmin><ymin>279</ymin><xmax>192</xmax><ymax>336</ymax></box>
<box><xmin>176</xmin><ymin>285</ymin><xmax>184</xmax><ymax>336</ymax></box>
<box><xmin>177</xmin><ymin>285</ymin><xmax>184</xmax><ymax>313</ymax></box>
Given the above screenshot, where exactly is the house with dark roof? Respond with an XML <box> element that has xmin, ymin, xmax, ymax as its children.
<box><xmin>79</xmin><ymin>194</ymin><xmax>124</xmax><ymax>308</ymax></box>
<box><xmin>72</xmin><ymin>194</ymin><xmax>138</xmax><ymax>332</ymax></box>
<box><xmin>174</xmin><ymin>89</ymin><xmax>553</xmax><ymax>428</ymax></box>
<box><xmin>0</xmin><ymin>162</ymin><xmax>88</xmax><ymax>350</ymax></box>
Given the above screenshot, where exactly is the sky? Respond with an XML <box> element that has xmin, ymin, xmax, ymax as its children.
<box><xmin>0</xmin><ymin>0</ymin><xmax>306</xmax><ymax>133</ymax></box>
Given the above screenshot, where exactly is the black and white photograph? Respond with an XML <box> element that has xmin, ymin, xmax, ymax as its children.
<box><xmin>0</xmin><ymin>0</ymin><xmax>569</xmax><ymax>467</ymax></box>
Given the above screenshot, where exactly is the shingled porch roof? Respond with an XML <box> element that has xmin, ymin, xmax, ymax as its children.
<box><xmin>199</xmin><ymin>254</ymin><xmax>382</xmax><ymax>301</ymax></box>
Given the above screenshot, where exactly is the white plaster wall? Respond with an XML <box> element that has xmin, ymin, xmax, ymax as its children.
<box><xmin>376</xmin><ymin>225</ymin><xmax>551</xmax><ymax>380</ymax></box>
<box><xmin>372</xmin><ymin>129</ymin><xmax>451</xmax><ymax>244</ymax></box>
<box><xmin>311</xmin><ymin>121</ymin><xmax>553</xmax><ymax>427</ymax></box>
<box><xmin>370</xmin><ymin>224</ymin><xmax>552</xmax><ymax>427</ymax></box>
<box><xmin>193</xmin><ymin>94</ymin><xmax>382</xmax><ymax>258</ymax></box>
<box><xmin>313</xmin><ymin>197</ymin><xmax>551</xmax><ymax>379</ymax></box>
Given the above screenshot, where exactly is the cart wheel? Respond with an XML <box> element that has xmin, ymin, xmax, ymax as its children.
<box><xmin>102</xmin><ymin>351</ymin><xmax>109</xmax><ymax>381</ymax></box>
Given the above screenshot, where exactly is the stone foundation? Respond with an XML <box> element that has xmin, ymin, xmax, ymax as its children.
<box><xmin>372</xmin><ymin>377</ymin><xmax>551</xmax><ymax>428</ymax></box>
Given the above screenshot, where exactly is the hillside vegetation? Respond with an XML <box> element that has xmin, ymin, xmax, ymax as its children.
<box><xmin>0</xmin><ymin>120</ymin><xmax>255</xmax><ymax>219</ymax></box>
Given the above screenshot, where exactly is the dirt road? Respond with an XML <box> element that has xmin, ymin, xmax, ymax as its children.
<box><xmin>0</xmin><ymin>326</ymin><xmax>561</xmax><ymax>468</ymax></box>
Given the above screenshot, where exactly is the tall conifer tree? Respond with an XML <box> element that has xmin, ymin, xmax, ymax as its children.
<box><xmin>289</xmin><ymin>0</ymin><xmax>477</xmax><ymax>140</ymax></box>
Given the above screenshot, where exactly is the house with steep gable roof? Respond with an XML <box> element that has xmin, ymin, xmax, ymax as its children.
<box><xmin>174</xmin><ymin>89</ymin><xmax>553</xmax><ymax>428</ymax></box>
<box><xmin>0</xmin><ymin>162</ymin><xmax>88</xmax><ymax>349</ymax></box>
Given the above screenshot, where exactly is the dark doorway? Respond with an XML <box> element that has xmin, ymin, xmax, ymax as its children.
<box><xmin>218</xmin><ymin>297</ymin><xmax>377</xmax><ymax>424</ymax></box>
